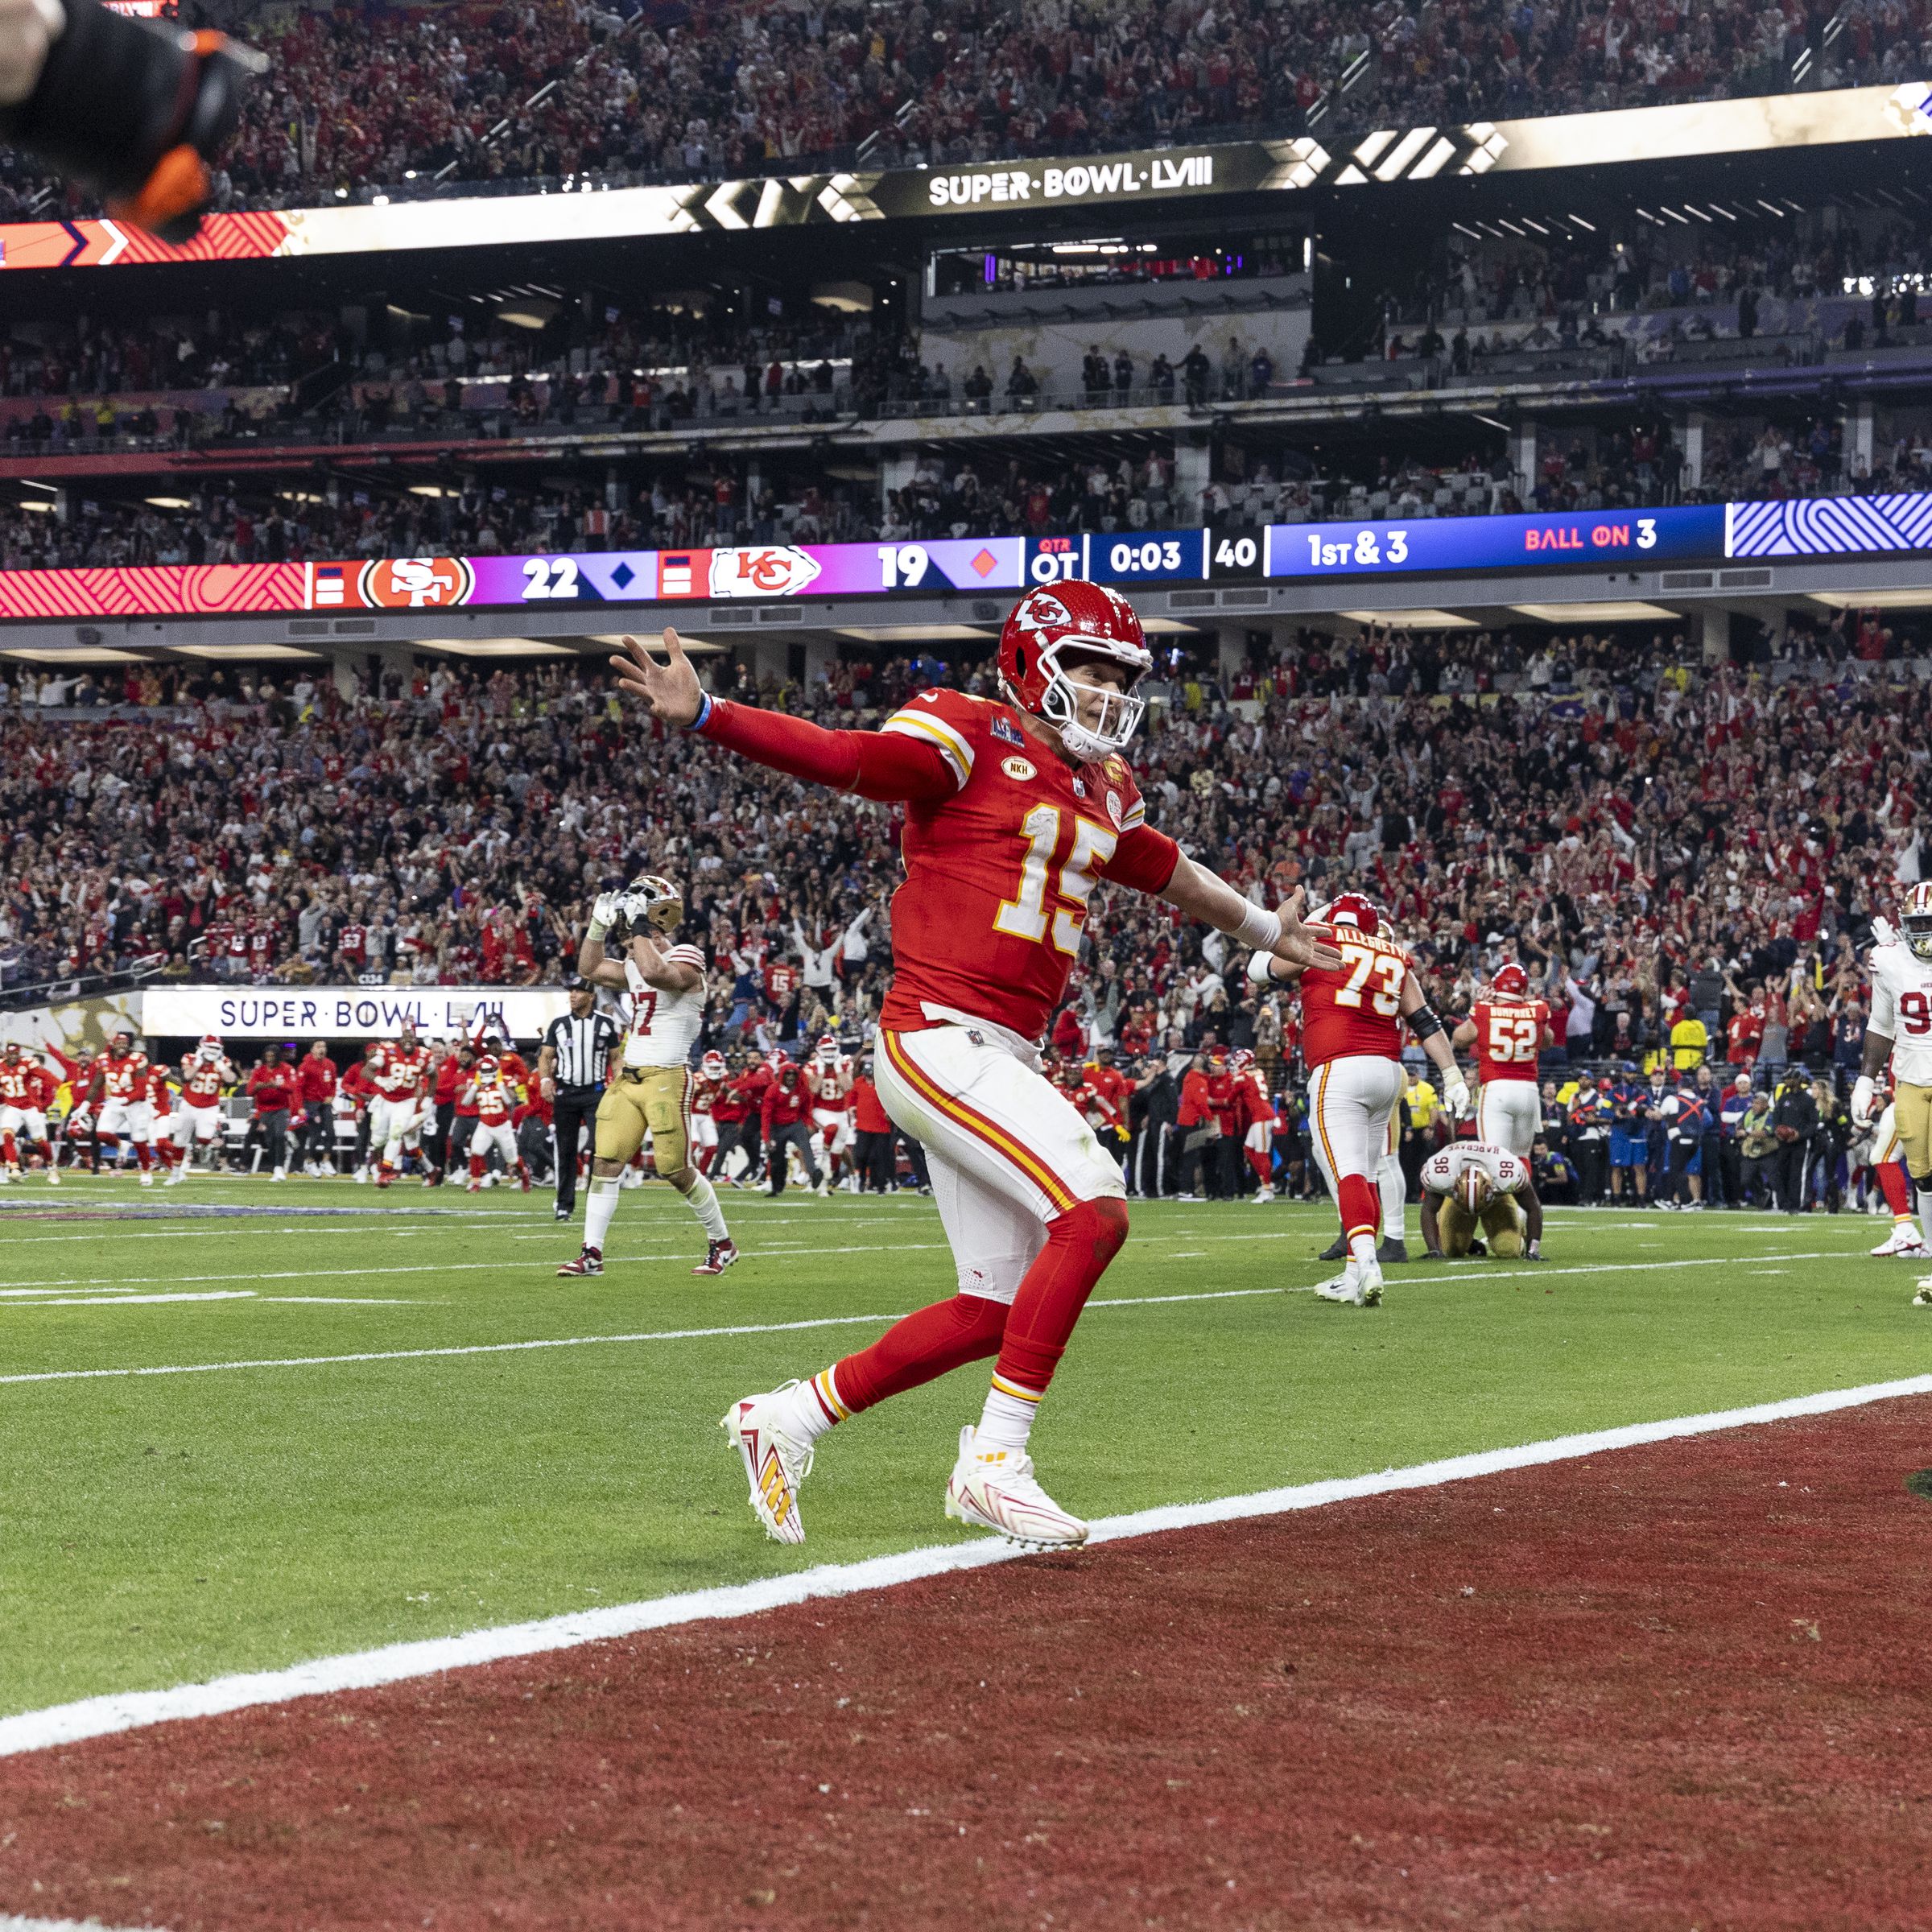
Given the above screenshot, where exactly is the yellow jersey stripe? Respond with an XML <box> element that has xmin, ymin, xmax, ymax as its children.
<box><xmin>881</xmin><ymin>1031</ymin><xmax>1075</xmax><ymax>1212</ymax></box>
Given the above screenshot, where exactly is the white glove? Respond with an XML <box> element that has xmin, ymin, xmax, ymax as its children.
<box><xmin>1441</xmin><ymin>1069</ymin><xmax>1472</xmax><ymax>1118</ymax></box>
<box><xmin>1851</xmin><ymin>1073</ymin><xmax>1877</xmax><ymax>1126</ymax></box>
<box><xmin>586</xmin><ymin>891</ymin><xmax>618</xmax><ymax>941</ymax></box>
<box><xmin>1245</xmin><ymin>950</ymin><xmax>1275</xmax><ymax>986</ymax></box>
<box><xmin>1872</xmin><ymin>915</ymin><xmax>1898</xmax><ymax>949</ymax></box>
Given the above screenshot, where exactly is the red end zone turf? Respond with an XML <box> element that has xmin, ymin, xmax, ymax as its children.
<box><xmin>6</xmin><ymin>1398</ymin><xmax>1932</xmax><ymax>1932</ymax></box>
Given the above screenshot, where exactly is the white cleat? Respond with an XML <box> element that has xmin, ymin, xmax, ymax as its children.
<box><xmin>1313</xmin><ymin>1258</ymin><xmax>1383</xmax><ymax>1307</ymax></box>
<box><xmin>1871</xmin><ymin>1224</ymin><xmax>1928</xmax><ymax>1257</ymax></box>
<box><xmin>163</xmin><ymin>1170</ymin><xmax>185</xmax><ymax>1187</ymax></box>
<box><xmin>1252</xmin><ymin>1187</ymin><xmax>1274</xmax><ymax>1204</ymax></box>
<box><xmin>45</xmin><ymin>1166</ymin><xmax>58</xmax><ymax>1186</ymax></box>
<box><xmin>944</xmin><ymin>1425</ymin><xmax>1088</xmax><ymax>1549</ymax></box>
<box><xmin>721</xmin><ymin>1385</ymin><xmax>813</xmax><ymax>1546</ymax></box>
<box><xmin>138</xmin><ymin>1170</ymin><xmax>155</xmax><ymax>1189</ymax></box>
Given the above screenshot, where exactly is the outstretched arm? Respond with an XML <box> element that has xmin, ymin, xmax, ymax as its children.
<box><xmin>1161</xmin><ymin>865</ymin><xmax>1343</xmax><ymax>974</ymax></box>
<box><xmin>612</xmin><ymin>629</ymin><xmax>956</xmax><ymax>803</ymax></box>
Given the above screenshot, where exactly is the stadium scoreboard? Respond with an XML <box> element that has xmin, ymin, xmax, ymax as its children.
<box><xmin>0</xmin><ymin>497</ymin><xmax>1924</xmax><ymax>625</ymax></box>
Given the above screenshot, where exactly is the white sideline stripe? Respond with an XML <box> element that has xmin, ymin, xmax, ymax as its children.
<box><xmin>0</xmin><ymin>1918</ymin><xmax>169</xmax><ymax>1931</ymax></box>
<box><xmin>3</xmin><ymin>1293</ymin><xmax>257</xmax><ymax>1310</ymax></box>
<box><xmin>2</xmin><ymin>1371</ymin><xmax>1927</xmax><ymax>1761</ymax></box>
<box><xmin>0</xmin><ymin>1253</ymin><xmax>1856</xmax><ymax>1389</ymax></box>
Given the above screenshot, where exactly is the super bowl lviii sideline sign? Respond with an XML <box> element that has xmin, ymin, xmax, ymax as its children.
<box><xmin>140</xmin><ymin>986</ymin><xmax>573</xmax><ymax>1042</ymax></box>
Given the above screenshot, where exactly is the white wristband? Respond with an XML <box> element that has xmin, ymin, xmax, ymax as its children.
<box><xmin>586</xmin><ymin>918</ymin><xmax>609</xmax><ymax>944</ymax></box>
<box><xmin>1233</xmin><ymin>900</ymin><xmax>1283</xmax><ymax>952</ymax></box>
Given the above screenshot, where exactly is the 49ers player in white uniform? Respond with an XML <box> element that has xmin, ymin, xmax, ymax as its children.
<box><xmin>462</xmin><ymin>1056</ymin><xmax>532</xmax><ymax>1193</ymax></box>
<box><xmin>1419</xmin><ymin>1141</ymin><xmax>1543</xmax><ymax>1259</ymax></box>
<box><xmin>804</xmin><ymin>1033</ymin><xmax>857</xmax><ymax>1189</ymax></box>
<box><xmin>614</xmin><ymin>582</ymin><xmax>1340</xmax><ymax>1549</ymax></box>
<box><xmin>1452</xmin><ymin>961</ymin><xmax>1552</xmax><ymax>1158</ymax></box>
<box><xmin>163</xmin><ymin>1035</ymin><xmax>236</xmax><ymax>1183</ymax></box>
<box><xmin>1248</xmin><ymin>893</ymin><xmax>1469</xmax><ymax>1307</ymax></box>
<box><xmin>1852</xmin><ymin>887</ymin><xmax>1932</xmax><ymax>1302</ymax></box>
<box><xmin>0</xmin><ymin>1040</ymin><xmax>57</xmax><ymax>1182</ymax></box>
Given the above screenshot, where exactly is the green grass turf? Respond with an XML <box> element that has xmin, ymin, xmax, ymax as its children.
<box><xmin>0</xmin><ymin>1173</ymin><xmax>1926</xmax><ymax>1718</ymax></box>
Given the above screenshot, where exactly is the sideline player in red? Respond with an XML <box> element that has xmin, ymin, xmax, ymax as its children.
<box><xmin>613</xmin><ymin>583</ymin><xmax>1340</xmax><ymax>1549</ymax></box>
<box><xmin>1248</xmin><ymin>894</ymin><xmax>1469</xmax><ymax>1307</ymax></box>
<box><xmin>1453</xmin><ymin>961</ymin><xmax>1552</xmax><ymax>1162</ymax></box>
<box><xmin>0</xmin><ymin>1040</ymin><xmax>57</xmax><ymax>1182</ymax></box>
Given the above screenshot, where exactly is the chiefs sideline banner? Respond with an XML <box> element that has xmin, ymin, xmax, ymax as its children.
<box><xmin>0</xmin><ymin>83</ymin><xmax>1926</xmax><ymax>271</ymax></box>
<box><xmin>140</xmin><ymin>985</ymin><xmax>572</xmax><ymax>1042</ymax></box>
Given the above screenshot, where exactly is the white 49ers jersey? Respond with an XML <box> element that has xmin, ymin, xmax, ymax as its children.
<box><xmin>621</xmin><ymin>947</ymin><xmax>707</xmax><ymax>1069</ymax></box>
<box><xmin>1422</xmin><ymin>1141</ymin><xmax>1527</xmax><ymax>1198</ymax></box>
<box><xmin>1868</xmin><ymin>939</ymin><xmax>1932</xmax><ymax>1086</ymax></box>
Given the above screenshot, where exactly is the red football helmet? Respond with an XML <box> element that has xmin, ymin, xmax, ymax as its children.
<box><xmin>700</xmin><ymin>1050</ymin><xmax>727</xmax><ymax>1079</ymax></box>
<box><xmin>1491</xmin><ymin>962</ymin><xmax>1530</xmax><ymax>998</ymax></box>
<box><xmin>1312</xmin><ymin>892</ymin><xmax>1381</xmax><ymax>936</ymax></box>
<box><xmin>1231</xmin><ymin>1047</ymin><xmax>1256</xmax><ymax>1071</ymax></box>
<box><xmin>997</xmin><ymin>580</ymin><xmax>1152</xmax><ymax>762</ymax></box>
<box><xmin>814</xmin><ymin>1033</ymin><xmax>840</xmax><ymax>1065</ymax></box>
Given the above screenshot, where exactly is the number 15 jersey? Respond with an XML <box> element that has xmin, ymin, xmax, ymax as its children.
<box><xmin>877</xmin><ymin>688</ymin><xmax>1180</xmax><ymax>1043</ymax></box>
<box><xmin>1869</xmin><ymin>938</ymin><xmax>1932</xmax><ymax>1087</ymax></box>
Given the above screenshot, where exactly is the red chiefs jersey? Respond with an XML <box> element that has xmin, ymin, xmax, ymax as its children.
<box><xmin>1472</xmin><ymin>998</ymin><xmax>1548</xmax><ymax>1085</ymax></box>
<box><xmin>0</xmin><ymin>1059</ymin><xmax>31</xmax><ymax>1105</ymax></box>
<box><xmin>101</xmin><ymin>1051</ymin><xmax>150</xmax><ymax>1102</ymax></box>
<box><xmin>805</xmin><ymin>1060</ymin><xmax>852</xmax><ymax>1111</ymax></box>
<box><xmin>691</xmin><ymin>1075</ymin><xmax>720</xmax><ymax>1117</ymax></box>
<box><xmin>474</xmin><ymin>1082</ymin><xmax>513</xmax><ymax>1125</ymax></box>
<box><xmin>179</xmin><ymin>1056</ymin><xmax>235</xmax><ymax>1108</ymax></box>
<box><xmin>877</xmin><ymin>689</ymin><xmax>1179</xmax><ymax>1042</ymax></box>
<box><xmin>372</xmin><ymin>1042</ymin><xmax>429</xmax><ymax>1099</ymax></box>
<box><xmin>145</xmin><ymin>1067</ymin><xmax>173</xmax><ymax>1109</ymax></box>
<box><xmin>1298</xmin><ymin>922</ymin><xmax>1413</xmax><ymax>1070</ymax></box>
<box><xmin>26</xmin><ymin>1065</ymin><xmax>57</xmax><ymax>1110</ymax></box>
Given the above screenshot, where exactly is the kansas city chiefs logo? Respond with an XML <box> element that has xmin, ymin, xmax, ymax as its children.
<box><xmin>708</xmin><ymin>546</ymin><xmax>823</xmax><ymax>599</ymax></box>
<box><xmin>1014</xmin><ymin>589</ymin><xmax>1072</xmax><ymax>633</ymax></box>
<box><xmin>358</xmin><ymin>555</ymin><xmax>475</xmax><ymax>609</ymax></box>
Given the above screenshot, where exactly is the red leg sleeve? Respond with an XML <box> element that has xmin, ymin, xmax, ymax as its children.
<box><xmin>1337</xmin><ymin>1174</ymin><xmax>1380</xmax><ymax>1241</ymax></box>
<box><xmin>993</xmin><ymin>1197</ymin><xmax>1129</xmax><ymax>1397</ymax></box>
<box><xmin>1880</xmin><ymin>1159</ymin><xmax>1913</xmax><ymax>1216</ymax></box>
<box><xmin>832</xmin><ymin>1292</ymin><xmax>1009</xmax><ymax>1413</ymax></box>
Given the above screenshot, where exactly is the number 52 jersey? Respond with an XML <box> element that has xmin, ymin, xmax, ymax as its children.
<box><xmin>1869</xmin><ymin>939</ymin><xmax>1932</xmax><ymax>1086</ymax></box>
<box><xmin>877</xmin><ymin>688</ymin><xmax>1180</xmax><ymax>1043</ymax></box>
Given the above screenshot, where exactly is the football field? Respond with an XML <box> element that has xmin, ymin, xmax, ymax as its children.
<box><xmin>1</xmin><ymin>1178</ymin><xmax>1925</xmax><ymax>1723</ymax></box>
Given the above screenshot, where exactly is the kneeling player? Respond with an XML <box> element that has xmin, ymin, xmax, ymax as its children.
<box><xmin>559</xmin><ymin>875</ymin><xmax>737</xmax><ymax>1278</ymax></box>
<box><xmin>1420</xmin><ymin>1140</ymin><xmax>1545</xmax><ymax>1261</ymax></box>
<box><xmin>1853</xmin><ymin>890</ymin><xmax>1932</xmax><ymax>1302</ymax></box>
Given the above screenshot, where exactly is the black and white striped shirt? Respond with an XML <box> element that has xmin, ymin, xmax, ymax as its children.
<box><xmin>543</xmin><ymin>1011</ymin><xmax>620</xmax><ymax>1089</ymax></box>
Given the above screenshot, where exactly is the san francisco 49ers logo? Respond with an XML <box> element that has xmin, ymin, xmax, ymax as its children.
<box><xmin>358</xmin><ymin>556</ymin><xmax>476</xmax><ymax>609</ymax></box>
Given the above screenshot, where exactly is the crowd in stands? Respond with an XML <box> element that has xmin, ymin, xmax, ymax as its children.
<box><xmin>0</xmin><ymin>0</ymin><xmax>1922</xmax><ymax>219</ymax></box>
<box><xmin>1</xmin><ymin>619</ymin><xmax>1925</xmax><ymax>1137</ymax></box>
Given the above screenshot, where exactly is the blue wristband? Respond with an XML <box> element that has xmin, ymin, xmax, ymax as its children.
<box><xmin>687</xmin><ymin>691</ymin><xmax>715</xmax><ymax>733</ymax></box>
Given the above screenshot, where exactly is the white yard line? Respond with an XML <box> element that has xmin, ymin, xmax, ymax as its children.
<box><xmin>0</xmin><ymin>1253</ymin><xmax>1856</xmax><ymax>1390</ymax></box>
<box><xmin>0</xmin><ymin>1370</ymin><xmax>1926</xmax><ymax>1761</ymax></box>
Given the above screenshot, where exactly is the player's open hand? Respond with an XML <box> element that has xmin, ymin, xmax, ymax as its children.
<box><xmin>1269</xmin><ymin>889</ymin><xmax>1345</xmax><ymax>974</ymax></box>
<box><xmin>612</xmin><ymin>629</ymin><xmax>703</xmax><ymax>729</ymax></box>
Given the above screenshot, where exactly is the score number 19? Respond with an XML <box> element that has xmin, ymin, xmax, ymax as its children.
<box><xmin>876</xmin><ymin>543</ymin><xmax>930</xmax><ymax>589</ymax></box>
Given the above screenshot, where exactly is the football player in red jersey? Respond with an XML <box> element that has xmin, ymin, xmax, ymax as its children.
<box><xmin>461</xmin><ymin>1056</ymin><xmax>532</xmax><ymax>1193</ymax></box>
<box><xmin>1248</xmin><ymin>894</ymin><xmax>1469</xmax><ymax>1307</ymax></box>
<box><xmin>803</xmin><ymin>1034</ymin><xmax>856</xmax><ymax>1190</ymax></box>
<box><xmin>0</xmin><ymin>1040</ymin><xmax>56</xmax><ymax>1182</ymax></box>
<box><xmin>1453</xmin><ymin>960</ymin><xmax>1553</xmax><ymax>1161</ymax></box>
<box><xmin>1231</xmin><ymin>1047</ymin><xmax>1275</xmax><ymax>1202</ymax></box>
<box><xmin>165</xmin><ymin>1034</ymin><xmax>236</xmax><ymax>1183</ymax></box>
<box><xmin>613</xmin><ymin>581</ymin><xmax>1341</xmax><ymax>1549</ymax></box>
<box><xmin>92</xmin><ymin>1029</ymin><xmax>158</xmax><ymax>1184</ymax></box>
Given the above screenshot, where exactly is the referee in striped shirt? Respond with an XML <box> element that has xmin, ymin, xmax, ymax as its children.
<box><xmin>539</xmin><ymin>984</ymin><xmax>621</xmax><ymax>1221</ymax></box>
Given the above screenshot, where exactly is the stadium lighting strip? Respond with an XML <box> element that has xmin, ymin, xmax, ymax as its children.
<box><xmin>0</xmin><ymin>1339</ymin><xmax>1921</xmax><ymax>1758</ymax></box>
